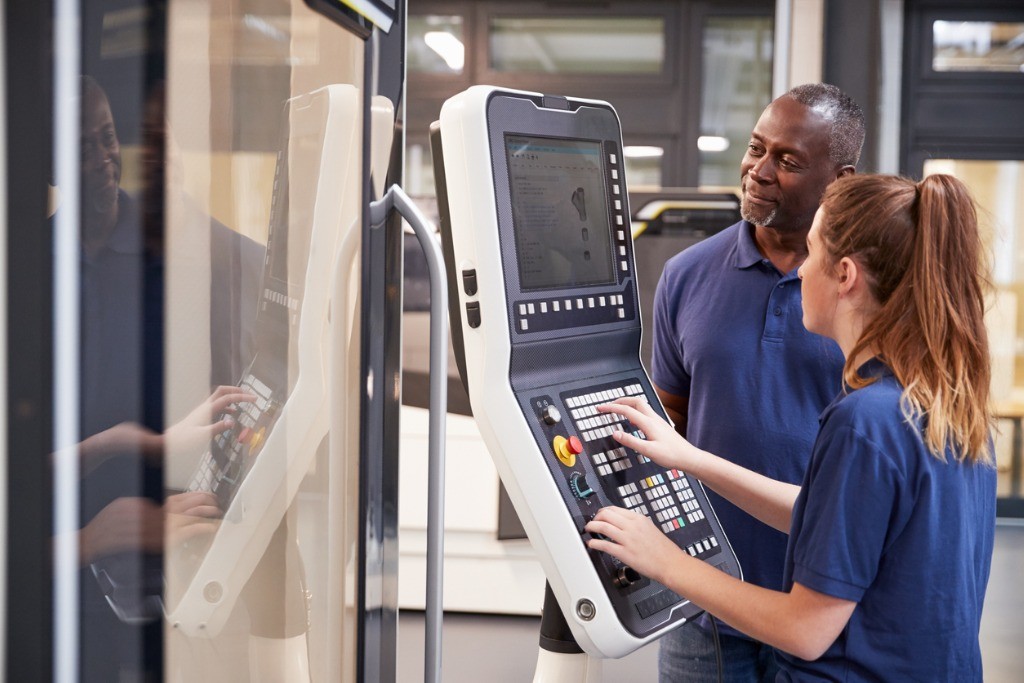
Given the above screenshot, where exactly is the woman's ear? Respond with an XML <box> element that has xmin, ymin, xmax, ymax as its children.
<box><xmin>836</xmin><ymin>256</ymin><xmax>859</xmax><ymax>298</ymax></box>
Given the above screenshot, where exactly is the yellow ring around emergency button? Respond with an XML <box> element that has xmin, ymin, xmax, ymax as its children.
<box><xmin>553</xmin><ymin>435</ymin><xmax>576</xmax><ymax>468</ymax></box>
<box><xmin>250</xmin><ymin>426</ymin><xmax>267</xmax><ymax>455</ymax></box>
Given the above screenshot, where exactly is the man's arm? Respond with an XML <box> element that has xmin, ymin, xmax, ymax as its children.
<box><xmin>654</xmin><ymin>384</ymin><xmax>688</xmax><ymax>438</ymax></box>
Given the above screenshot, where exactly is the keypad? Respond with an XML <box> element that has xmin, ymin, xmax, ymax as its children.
<box><xmin>559</xmin><ymin>380</ymin><xmax>723</xmax><ymax>561</ymax></box>
<box><xmin>189</xmin><ymin>372</ymin><xmax>277</xmax><ymax>508</ymax></box>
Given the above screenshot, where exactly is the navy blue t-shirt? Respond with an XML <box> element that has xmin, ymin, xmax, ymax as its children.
<box><xmin>779</xmin><ymin>359</ymin><xmax>996</xmax><ymax>681</ymax></box>
<box><xmin>652</xmin><ymin>221</ymin><xmax>844</xmax><ymax>607</ymax></box>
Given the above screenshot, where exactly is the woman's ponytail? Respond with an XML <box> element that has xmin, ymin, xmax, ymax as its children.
<box><xmin>819</xmin><ymin>174</ymin><xmax>992</xmax><ymax>464</ymax></box>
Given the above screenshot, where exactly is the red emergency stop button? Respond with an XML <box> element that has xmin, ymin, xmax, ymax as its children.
<box><xmin>553</xmin><ymin>435</ymin><xmax>583</xmax><ymax>467</ymax></box>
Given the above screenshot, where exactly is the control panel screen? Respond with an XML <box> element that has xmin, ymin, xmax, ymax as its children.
<box><xmin>506</xmin><ymin>135</ymin><xmax>615</xmax><ymax>291</ymax></box>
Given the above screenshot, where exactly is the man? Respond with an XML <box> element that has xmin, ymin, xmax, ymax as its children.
<box><xmin>652</xmin><ymin>83</ymin><xmax>866</xmax><ymax>682</ymax></box>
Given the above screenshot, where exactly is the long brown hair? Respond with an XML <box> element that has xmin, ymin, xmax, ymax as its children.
<box><xmin>818</xmin><ymin>173</ymin><xmax>992</xmax><ymax>464</ymax></box>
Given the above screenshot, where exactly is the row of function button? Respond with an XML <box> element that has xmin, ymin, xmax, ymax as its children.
<box><xmin>686</xmin><ymin>536</ymin><xmax>719</xmax><ymax>557</ymax></box>
<box><xmin>519</xmin><ymin>294</ymin><xmax>626</xmax><ymax>317</ymax></box>
<box><xmin>567</xmin><ymin>384</ymin><xmax>644</xmax><ymax>408</ymax></box>
<box><xmin>592</xmin><ymin>447</ymin><xmax>633</xmax><ymax>476</ymax></box>
<box><xmin>609</xmin><ymin>151</ymin><xmax>631</xmax><ymax>274</ymax></box>
<box><xmin>518</xmin><ymin>293</ymin><xmax>628</xmax><ymax>332</ymax></box>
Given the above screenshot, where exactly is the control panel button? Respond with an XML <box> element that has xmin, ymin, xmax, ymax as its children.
<box><xmin>553</xmin><ymin>435</ymin><xmax>583</xmax><ymax>467</ymax></box>
<box><xmin>462</xmin><ymin>268</ymin><xmax>478</xmax><ymax>296</ymax></box>
<box><xmin>250</xmin><ymin>427</ymin><xmax>267</xmax><ymax>455</ymax></box>
<box><xmin>614</xmin><ymin>566</ymin><xmax>642</xmax><ymax>588</ymax></box>
<box><xmin>570</xmin><ymin>472</ymin><xmax>595</xmax><ymax>499</ymax></box>
<box><xmin>466</xmin><ymin>302</ymin><xmax>481</xmax><ymax>328</ymax></box>
<box><xmin>542</xmin><ymin>405</ymin><xmax>562</xmax><ymax>425</ymax></box>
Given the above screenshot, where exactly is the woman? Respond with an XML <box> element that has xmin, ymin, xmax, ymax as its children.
<box><xmin>587</xmin><ymin>173</ymin><xmax>996</xmax><ymax>681</ymax></box>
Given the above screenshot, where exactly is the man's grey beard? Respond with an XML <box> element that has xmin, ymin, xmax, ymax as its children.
<box><xmin>740</xmin><ymin>197</ymin><xmax>777</xmax><ymax>228</ymax></box>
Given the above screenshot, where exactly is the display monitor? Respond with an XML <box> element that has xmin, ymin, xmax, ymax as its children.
<box><xmin>506</xmin><ymin>134</ymin><xmax>615</xmax><ymax>291</ymax></box>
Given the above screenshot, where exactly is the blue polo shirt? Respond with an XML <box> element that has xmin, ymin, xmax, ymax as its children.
<box><xmin>779</xmin><ymin>359</ymin><xmax>996</xmax><ymax>681</ymax></box>
<box><xmin>651</xmin><ymin>221</ymin><xmax>844</xmax><ymax>607</ymax></box>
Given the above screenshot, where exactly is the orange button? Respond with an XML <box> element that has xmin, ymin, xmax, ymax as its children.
<box><xmin>566</xmin><ymin>436</ymin><xmax>583</xmax><ymax>455</ymax></box>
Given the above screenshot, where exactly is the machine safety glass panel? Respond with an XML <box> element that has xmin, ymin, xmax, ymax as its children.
<box><xmin>932</xmin><ymin>21</ymin><xmax>1024</xmax><ymax>73</ymax></box>
<box><xmin>409</xmin><ymin>14</ymin><xmax>466</xmax><ymax>74</ymax></box>
<box><xmin>71</xmin><ymin>1</ymin><xmax>368</xmax><ymax>680</ymax></box>
<box><xmin>489</xmin><ymin>17</ymin><xmax>665</xmax><ymax>74</ymax></box>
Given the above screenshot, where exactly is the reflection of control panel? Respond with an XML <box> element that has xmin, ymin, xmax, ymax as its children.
<box><xmin>432</xmin><ymin>86</ymin><xmax>741</xmax><ymax>658</ymax></box>
<box><xmin>189</xmin><ymin>374</ymin><xmax>281</xmax><ymax>510</ymax></box>
<box><xmin>166</xmin><ymin>85</ymin><xmax>373</xmax><ymax>637</ymax></box>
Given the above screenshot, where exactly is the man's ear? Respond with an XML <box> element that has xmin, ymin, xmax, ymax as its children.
<box><xmin>836</xmin><ymin>164</ymin><xmax>856</xmax><ymax>179</ymax></box>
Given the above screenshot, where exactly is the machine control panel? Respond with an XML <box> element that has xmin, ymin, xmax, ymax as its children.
<box><xmin>520</xmin><ymin>374</ymin><xmax>732</xmax><ymax>631</ymax></box>
<box><xmin>432</xmin><ymin>86</ymin><xmax>741</xmax><ymax>658</ymax></box>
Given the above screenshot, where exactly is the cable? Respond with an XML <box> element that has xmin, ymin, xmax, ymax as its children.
<box><xmin>708</xmin><ymin>614</ymin><xmax>724</xmax><ymax>683</ymax></box>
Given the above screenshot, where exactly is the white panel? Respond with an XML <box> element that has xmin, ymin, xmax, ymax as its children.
<box><xmin>789</xmin><ymin>0</ymin><xmax>825</xmax><ymax>87</ymax></box>
<box><xmin>399</xmin><ymin>408</ymin><xmax>499</xmax><ymax>532</ymax></box>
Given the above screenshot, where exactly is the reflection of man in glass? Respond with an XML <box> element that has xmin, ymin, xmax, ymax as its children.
<box><xmin>75</xmin><ymin>76</ymin><xmax>256</xmax><ymax>681</ymax></box>
<box><xmin>77</xmin><ymin>76</ymin><xmax>238</xmax><ymax>553</ymax></box>
<box><xmin>80</xmin><ymin>76</ymin><xmax>122</xmax><ymax>254</ymax></box>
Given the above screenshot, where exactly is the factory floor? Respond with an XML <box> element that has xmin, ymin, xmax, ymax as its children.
<box><xmin>398</xmin><ymin>522</ymin><xmax>1024</xmax><ymax>682</ymax></box>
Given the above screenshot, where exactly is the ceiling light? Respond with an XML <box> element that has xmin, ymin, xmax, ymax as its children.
<box><xmin>697</xmin><ymin>136</ymin><xmax>730</xmax><ymax>152</ymax></box>
<box><xmin>424</xmin><ymin>31</ymin><xmax>465</xmax><ymax>71</ymax></box>
<box><xmin>623</xmin><ymin>146</ymin><xmax>664</xmax><ymax>158</ymax></box>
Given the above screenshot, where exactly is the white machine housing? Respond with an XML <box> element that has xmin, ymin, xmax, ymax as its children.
<box><xmin>433</xmin><ymin>86</ymin><xmax>741</xmax><ymax>658</ymax></box>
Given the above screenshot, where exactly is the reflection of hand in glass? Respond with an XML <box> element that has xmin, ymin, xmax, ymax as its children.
<box><xmin>79</xmin><ymin>497</ymin><xmax>164</xmax><ymax>566</ymax></box>
<box><xmin>164</xmin><ymin>385</ymin><xmax>258</xmax><ymax>459</ymax></box>
<box><xmin>78</xmin><ymin>491</ymin><xmax>222</xmax><ymax>566</ymax></box>
<box><xmin>78</xmin><ymin>422</ymin><xmax>162</xmax><ymax>474</ymax></box>
<box><xmin>164</xmin><ymin>491</ymin><xmax>222</xmax><ymax>546</ymax></box>
<box><xmin>75</xmin><ymin>386</ymin><xmax>256</xmax><ymax>474</ymax></box>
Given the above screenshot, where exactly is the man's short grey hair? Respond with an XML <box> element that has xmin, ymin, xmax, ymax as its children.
<box><xmin>784</xmin><ymin>83</ymin><xmax>866</xmax><ymax>168</ymax></box>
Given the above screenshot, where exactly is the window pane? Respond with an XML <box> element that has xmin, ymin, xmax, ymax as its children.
<box><xmin>490</xmin><ymin>17</ymin><xmax>664</xmax><ymax>74</ymax></box>
<box><xmin>623</xmin><ymin>146</ymin><xmax>663</xmax><ymax>188</ymax></box>
<box><xmin>405</xmin><ymin>141</ymin><xmax>435</xmax><ymax>197</ymax></box>
<box><xmin>698</xmin><ymin>16</ymin><xmax>773</xmax><ymax>188</ymax></box>
<box><xmin>923</xmin><ymin>159</ymin><xmax>1024</xmax><ymax>499</ymax></box>
<box><xmin>933</xmin><ymin>21</ymin><xmax>1024</xmax><ymax>73</ymax></box>
<box><xmin>409</xmin><ymin>14</ymin><xmax>465</xmax><ymax>74</ymax></box>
